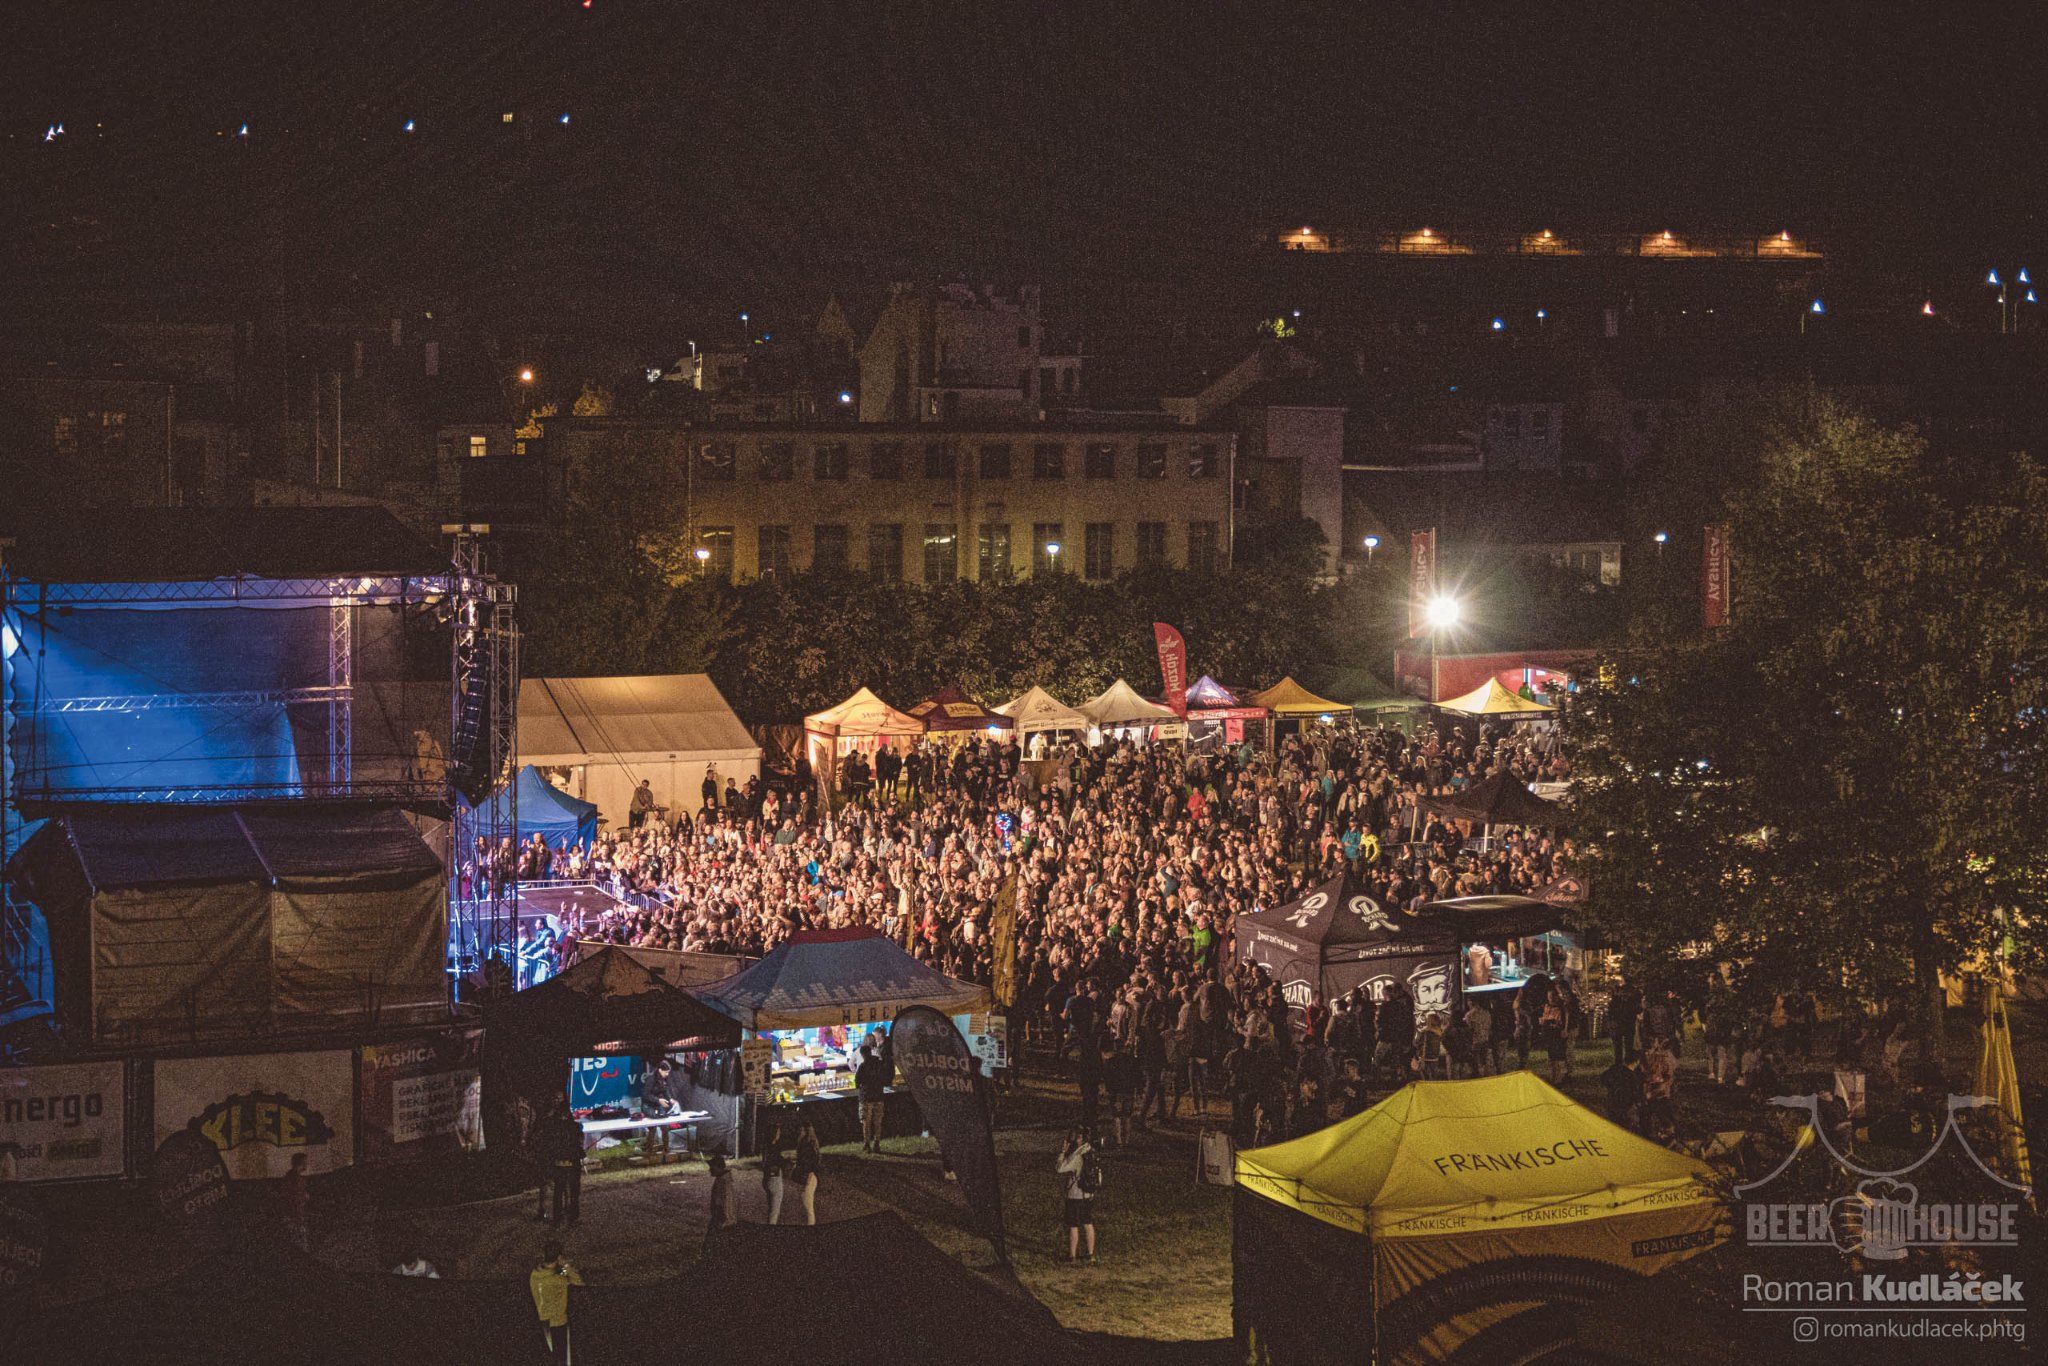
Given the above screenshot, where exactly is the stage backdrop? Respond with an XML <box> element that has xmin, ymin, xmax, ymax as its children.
<box><xmin>154</xmin><ymin>1051</ymin><xmax>354</xmax><ymax>1178</ymax></box>
<box><xmin>0</xmin><ymin>1061</ymin><xmax>127</xmax><ymax>1182</ymax></box>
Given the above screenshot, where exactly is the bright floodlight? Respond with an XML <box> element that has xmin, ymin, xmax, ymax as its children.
<box><xmin>518</xmin><ymin>367</ymin><xmax>534</xmax><ymax>383</ymax></box>
<box><xmin>693</xmin><ymin>546</ymin><xmax>710</xmax><ymax>562</ymax></box>
<box><xmin>1426</xmin><ymin>596</ymin><xmax>1460</xmax><ymax>630</ymax></box>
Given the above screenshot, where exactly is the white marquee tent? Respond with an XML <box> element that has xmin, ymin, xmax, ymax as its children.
<box><xmin>520</xmin><ymin>674</ymin><xmax>761</xmax><ymax>827</ymax></box>
<box><xmin>996</xmin><ymin>685</ymin><xmax>1092</xmax><ymax>736</ymax></box>
<box><xmin>1079</xmin><ymin>678</ymin><xmax>1179</xmax><ymax>728</ymax></box>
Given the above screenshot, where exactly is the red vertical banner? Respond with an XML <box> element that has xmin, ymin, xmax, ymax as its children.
<box><xmin>1703</xmin><ymin>524</ymin><xmax>1732</xmax><ymax>628</ymax></box>
<box><xmin>1407</xmin><ymin>529</ymin><xmax>1437</xmax><ymax>638</ymax></box>
<box><xmin>1152</xmin><ymin>621</ymin><xmax>1189</xmax><ymax>717</ymax></box>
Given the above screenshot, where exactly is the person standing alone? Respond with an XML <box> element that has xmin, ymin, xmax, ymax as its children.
<box><xmin>530</xmin><ymin>1239</ymin><xmax>583</xmax><ymax>1363</ymax></box>
<box><xmin>1057</xmin><ymin>1125</ymin><xmax>1099</xmax><ymax>1263</ymax></box>
<box><xmin>792</xmin><ymin>1119</ymin><xmax>823</xmax><ymax>1225</ymax></box>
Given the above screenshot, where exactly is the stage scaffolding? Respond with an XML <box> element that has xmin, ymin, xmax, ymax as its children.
<box><xmin>0</xmin><ymin>526</ymin><xmax>521</xmax><ymax>1022</ymax></box>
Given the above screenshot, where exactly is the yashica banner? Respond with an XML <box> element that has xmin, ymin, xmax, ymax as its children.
<box><xmin>1152</xmin><ymin>622</ymin><xmax>1189</xmax><ymax>717</ymax></box>
<box><xmin>0</xmin><ymin>1061</ymin><xmax>127</xmax><ymax>1183</ymax></box>
<box><xmin>1408</xmin><ymin>529</ymin><xmax>1437</xmax><ymax>639</ymax></box>
<box><xmin>1703</xmin><ymin>524</ymin><xmax>1731</xmax><ymax>628</ymax></box>
<box><xmin>360</xmin><ymin>1032</ymin><xmax>483</xmax><ymax>1162</ymax></box>
<box><xmin>155</xmin><ymin>1050</ymin><xmax>354</xmax><ymax>1179</ymax></box>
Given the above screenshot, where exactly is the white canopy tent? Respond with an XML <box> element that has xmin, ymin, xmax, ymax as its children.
<box><xmin>996</xmin><ymin>685</ymin><xmax>1092</xmax><ymax>736</ymax></box>
<box><xmin>520</xmin><ymin>674</ymin><xmax>762</xmax><ymax>827</ymax></box>
<box><xmin>1079</xmin><ymin>678</ymin><xmax>1179</xmax><ymax>728</ymax></box>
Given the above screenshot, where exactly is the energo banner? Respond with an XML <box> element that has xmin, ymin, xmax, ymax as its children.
<box><xmin>0</xmin><ymin>1061</ymin><xmax>127</xmax><ymax>1182</ymax></box>
<box><xmin>155</xmin><ymin>1051</ymin><xmax>354</xmax><ymax>1179</ymax></box>
<box><xmin>360</xmin><ymin>1032</ymin><xmax>483</xmax><ymax>1162</ymax></box>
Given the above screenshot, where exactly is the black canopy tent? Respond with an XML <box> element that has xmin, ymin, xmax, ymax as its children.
<box><xmin>1418</xmin><ymin>769</ymin><xmax>1560</xmax><ymax>828</ymax></box>
<box><xmin>1235</xmin><ymin>872</ymin><xmax>1463</xmax><ymax>1021</ymax></box>
<box><xmin>482</xmin><ymin>945</ymin><xmax>743</xmax><ymax>1154</ymax></box>
<box><xmin>1238</xmin><ymin>881</ymin><xmax>1572</xmax><ymax>1020</ymax></box>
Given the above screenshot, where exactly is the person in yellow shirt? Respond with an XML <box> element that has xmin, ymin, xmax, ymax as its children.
<box><xmin>530</xmin><ymin>1240</ymin><xmax>583</xmax><ymax>1362</ymax></box>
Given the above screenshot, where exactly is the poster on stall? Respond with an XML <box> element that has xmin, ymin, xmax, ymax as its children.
<box><xmin>154</xmin><ymin>1051</ymin><xmax>353</xmax><ymax>1179</ymax></box>
<box><xmin>962</xmin><ymin>1014</ymin><xmax>1008</xmax><ymax>1072</ymax></box>
<box><xmin>0</xmin><ymin>1061</ymin><xmax>127</xmax><ymax>1182</ymax></box>
<box><xmin>740</xmin><ymin>1038</ymin><xmax>774</xmax><ymax>1101</ymax></box>
<box><xmin>360</xmin><ymin>1032</ymin><xmax>483</xmax><ymax>1162</ymax></box>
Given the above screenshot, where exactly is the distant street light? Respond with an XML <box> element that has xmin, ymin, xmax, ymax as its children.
<box><xmin>1363</xmin><ymin>534</ymin><xmax>1379</xmax><ymax>564</ymax></box>
<box><xmin>694</xmin><ymin>546</ymin><xmax>711</xmax><ymax>574</ymax></box>
<box><xmin>1425</xmin><ymin>595</ymin><xmax>1461</xmax><ymax>704</ymax></box>
<box><xmin>518</xmin><ymin>367</ymin><xmax>534</xmax><ymax>384</ymax></box>
<box><xmin>1654</xmin><ymin>531</ymin><xmax>1669</xmax><ymax>558</ymax></box>
<box><xmin>1046</xmin><ymin>542</ymin><xmax>1061</xmax><ymax>573</ymax></box>
<box><xmin>1985</xmin><ymin>266</ymin><xmax>2034</xmax><ymax>334</ymax></box>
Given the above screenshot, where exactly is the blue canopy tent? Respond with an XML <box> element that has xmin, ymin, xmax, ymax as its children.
<box><xmin>481</xmin><ymin>765</ymin><xmax>599</xmax><ymax>851</ymax></box>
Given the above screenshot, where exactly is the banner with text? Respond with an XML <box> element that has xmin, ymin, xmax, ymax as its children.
<box><xmin>1152</xmin><ymin>622</ymin><xmax>1189</xmax><ymax>717</ymax></box>
<box><xmin>1702</xmin><ymin>523</ymin><xmax>1731</xmax><ymax>628</ymax></box>
<box><xmin>989</xmin><ymin>873</ymin><xmax>1021</xmax><ymax>1008</ymax></box>
<box><xmin>155</xmin><ymin>1051</ymin><xmax>354</xmax><ymax>1179</ymax></box>
<box><xmin>0</xmin><ymin>1061</ymin><xmax>127</xmax><ymax>1182</ymax></box>
<box><xmin>361</xmin><ymin>1032</ymin><xmax>483</xmax><ymax>1162</ymax></box>
<box><xmin>1408</xmin><ymin>529</ymin><xmax>1437</xmax><ymax>639</ymax></box>
<box><xmin>892</xmin><ymin>1005</ymin><xmax>1007</xmax><ymax>1263</ymax></box>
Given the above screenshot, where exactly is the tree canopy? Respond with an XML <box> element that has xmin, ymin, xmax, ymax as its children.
<box><xmin>1563</xmin><ymin>393</ymin><xmax>2048</xmax><ymax>1020</ymax></box>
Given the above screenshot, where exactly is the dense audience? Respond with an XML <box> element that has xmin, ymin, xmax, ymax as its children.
<box><xmin>482</xmin><ymin>717</ymin><xmax>1575</xmax><ymax>1115</ymax></box>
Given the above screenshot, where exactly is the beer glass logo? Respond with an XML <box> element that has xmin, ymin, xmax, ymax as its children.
<box><xmin>1828</xmin><ymin>1179</ymin><xmax>1915</xmax><ymax>1260</ymax></box>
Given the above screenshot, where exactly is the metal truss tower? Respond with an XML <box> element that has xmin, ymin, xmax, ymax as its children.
<box><xmin>445</xmin><ymin>524</ymin><xmax>520</xmax><ymax>997</ymax></box>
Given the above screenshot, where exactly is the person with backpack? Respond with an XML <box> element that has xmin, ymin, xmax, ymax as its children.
<box><xmin>1057</xmin><ymin>1125</ymin><xmax>1099</xmax><ymax>1263</ymax></box>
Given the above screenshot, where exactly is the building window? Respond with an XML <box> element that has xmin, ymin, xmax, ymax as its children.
<box><xmin>1032</xmin><ymin>523</ymin><xmax>1064</xmax><ymax>575</ymax></box>
<box><xmin>103</xmin><ymin>410</ymin><xmax>129</xmax><ymax>455</ymax></box>
<box><xmin>758</xmin><ymin>525</ymin><xmax>794</xmax><ymax>577</ymax></box>
<box><xmin>1038</xmin><ymin>367</ymin><xmax>1055</xmax><ymax>397</ymax></box>
<box><xmin>53</xmin><ymin>415</ymin><xmax>78</xmax><ymax>456</ymax></box>
<box><xmin>700</xmin><ymin>527</ymin><xmax>734</xmax><ymax>578</ymax></box>
<box><xmin>1502</xmin><ymin>410</ymin><xmax>1521</xmax><ymax>436</ymax></box>
<box><xmin>813</xmin><ymin>442</ymin><xmax>849</xmax><ymax>480</ymax></box>
<box><xmin>978</xmin><ymin>443</ymin><xmax>1012</xmax><ymax>480</ymax></box>
<box><xmin>468</xmin><ymin>433</ymin><xmax>488</xmax><ymax>459</ymax></box>
<box><xmin>870</xmin><ymin>441</ymin><xmax>905</xmax><ymax>480</ymax></box>
<box><xmin>868</xmin><ymin>524</ymin><xmax>903</xmax><ymax>581</ymax></box>
<box><xmin>977</xmin><ymin>523</ymin><xmax>1012</xmax><ymax>582</ymax></box>
<box><xmin>760</xmin><ymin>441</ymin><xmax>796</xmax><ymax>482</ymax></box>
<box><xmin>1085</xmin><ymin>442</ymin><xmax>1117</xmax><ymax>479</ymax></box>
<box><xmin>1187</xmin><ymin>521</ymin><xmax>1221</xmax><ymax>574</ymax></box>
<box><xmin>1136</xmin><ymin>521</ymin><xmax>1168</xmax><ymax>568</ymax></box>
<box><xmin>1032</xmin><ymin>442</ymin><xmax>1065</xmax><ymax>480</ymax></box>
<box><xmin>1531</xmin><ymin>410</ymin><xmax>1551</xmax><ymax>437</ymax></box>
<box><xmin>923</xmin><ymin>524</ymin><xmax>958</xmax><ymax>583</ymax></box>
<box><xmin>923</xmin><ymin>442</ymin><xmax>956</xmax><ymax>480</ymax></box>
<box><xmin>1136</xmin><ymin>443</ymin><xmax>1169</xmax><ymax>479</ymax></box>
<box><xmin>1084</xmin><ymin>522</ymin><xmax>1115</xmax><ymax>580</ymax></box>
<box><xmin>813</xmin><ymin>524</ymin><xmax>849</xmax><ymax>573</ymax></box>
<box><xmin>1017</xmin><ymin>325</ymin><xmax>1033</xmax><ymax>349</ymax></box>
<box><xmin>1189</xmin><ymin>443</ymin><xmax>1220</xmax><ymax>478</ymax></box>
<box><xmin>699</xmin><ymin>442</ymin><xmax>736</xmax><ymax>482</ymax></box>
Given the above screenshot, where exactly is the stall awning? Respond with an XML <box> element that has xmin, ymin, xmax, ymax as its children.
<box><xmin>906</xmin><ymin>683</ymin><xmax>1013</xmax><ymax>733</ymax></box>
<box><xmin>1078</xmin><ymin>678</ymin><xmax>1178</xmax><ymax>727</ymax></box>
<box><xmin>996</xmin><ymin>685</ymin><xmax>1091</xmax><ymax>736</ymax></box>
<box><xmin>1436</xmin><ymin>678</ymin><xmax>1557</xmax><ymax>717</ymax></box>
<box><xmin>804</xmin><ymin>687</ymin><xmax>923</xmax><ymax>739</ymax></box>
<box><xmin>693</xmin><ymin>928</ymin><xmax>989</xmax><ymax>1030</ymax></box>
<box><xmin>1249</xmin><ymin>676</ymin><xmax>1348</xmax><ymax>716</ymax></box>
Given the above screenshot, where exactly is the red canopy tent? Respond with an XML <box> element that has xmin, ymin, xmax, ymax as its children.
<box><xmin>906</xmin><ymin>683</ymin><xmax>1014</xmax><ymax>735</ymax></box>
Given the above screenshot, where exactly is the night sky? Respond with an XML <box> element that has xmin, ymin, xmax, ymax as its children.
<box><xmin>5</xmin><ymin>3</ymin><xmax>2041</xmax><ymax>314</ymax></box>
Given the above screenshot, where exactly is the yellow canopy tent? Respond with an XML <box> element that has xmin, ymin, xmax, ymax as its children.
<box><xmin>1233</xmin><ymin>1073</ymin><xmax>1725</xmax><ymax>1365</ymax></box>
<box><xmin>1249</xmin><ymin>676</ymin><xmax>1348</xmax><ymax>716</ymax></box>
<box><xmin>1436</xmin><ymin>677</ymin><xmax>1558</xmax><ymax>717</ymax></box>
